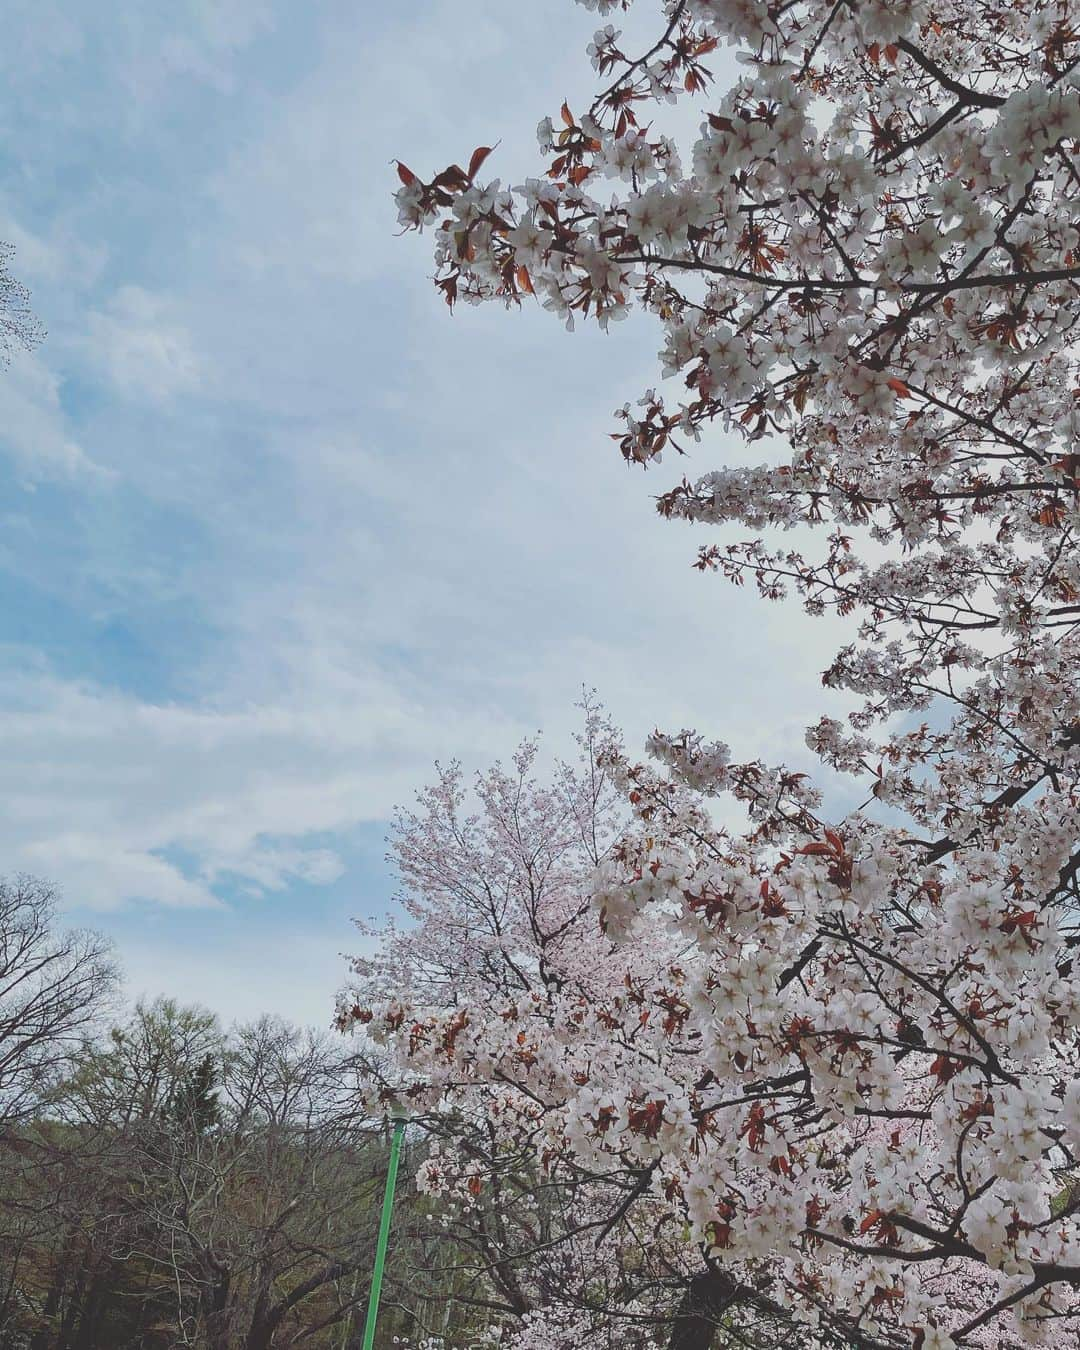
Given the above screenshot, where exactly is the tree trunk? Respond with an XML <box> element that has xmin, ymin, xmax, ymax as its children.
<box><xmin>667</xmin><ymin>1270</ymin><xmax>739</xmax><ymax>1350</ymax></box>
<box><xmin>244</xmin><ymin>1283</ymin><xmax>274</xmax><ymax>1350</ymax></box>
<box><xmin>244</xmin><ymin>1259</ymin><xmax>359</xmax><ymax>1350</ymax></box>
<box><xmin>71</xmin><ymin>1261</ymin><xmax>118</xmax><ymax>1350</ymax></box>
<box><xmin>200</xmin><ymin>1263</ymin><xmax>232</xmax><ymax>1350</ymax></box>
<box><xmin>30</xmin><ymin>1232</ymin><xmax>75</xmax><ymax>1350</ymax></box>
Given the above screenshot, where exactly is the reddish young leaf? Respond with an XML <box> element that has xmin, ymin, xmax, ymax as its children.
<box><xmin>824</xmin><ymin>828</ymin><xmax>845</xmax><ymax>855</ymax></box>
<box><xmin>468</xmin><ymin>145</ymin><xmax>494</xmax><ymax>181</ymax></box>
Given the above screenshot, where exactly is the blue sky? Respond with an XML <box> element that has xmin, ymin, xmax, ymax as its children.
<box><xmin>0</xmin><ymin>0</ymin><xmax>858</xmax><ymax>1026</ymax></box>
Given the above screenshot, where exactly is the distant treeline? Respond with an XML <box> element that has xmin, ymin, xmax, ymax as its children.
<box><xmin>0</xmin><ymin>877</ymin><xmax>482</xmax><ymax>1350</ymax></box>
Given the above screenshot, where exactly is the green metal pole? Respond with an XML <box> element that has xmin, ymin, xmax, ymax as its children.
<box><xmin>361</xmin><ymin>1115</ymin><xmax>406</xmax><ymax>1350</ymax></box>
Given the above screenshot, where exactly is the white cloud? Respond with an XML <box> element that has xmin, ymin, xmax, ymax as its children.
<box><xmin>0</xmin><ymin>349</ymin><xmax>105</xmax><ymax>480</ymax></box>
<box><xmin>21</xmin><ymin>834</ymin><xmax>222</xmax><ymax>911</ymax></box>
<box><xmin>207</xmin><ymin>844</ymin><xmax>345</xmax><ymax>895</ymax></box>
<box><xmin>119</xmin><ymin>925</ymin><xmax>359</xmax><ymax>1028</ymax></box>
<box><xmin>0</xmin><ymin>207</ymin><xmax>106</xmax><ymax>291</ymax></box>
<box><xmin>206</xmin><ymin>0</ymin><xmax>661</xmax><ymax>287</ymax></box>
<box><xmin>159</xmin><ymin>0</ymin><xmax>274</xmax><ymax>91</ymax></box>
<box><xmin>0</xmin><ymin>0</ymin><xmax>274</xmax><ymax>106</ymax></box>
<box><xmin>84</xmin><ymin>286</ymin><xmax>202</xmax><ymax>403</ymax></box>
<box><xmin>0</xmin><ymin>665</ymin><xmax>530</xmax><ymax>913</ymax></box>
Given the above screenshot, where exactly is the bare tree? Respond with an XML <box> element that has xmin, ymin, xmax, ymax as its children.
<box><xmin>124</xmin><ymin>1015</ymin><xmax>387</xmax><ymax>1350</ymax></box>
<box><xmin>0</xmin><ymin>877</ymin><xmax>116</xmax><ymax>1129</ymax></box>
<box><xmin>0</xmin><ymin>878</ymin><xmax>116</xmax><ymax>1349</ymax></box>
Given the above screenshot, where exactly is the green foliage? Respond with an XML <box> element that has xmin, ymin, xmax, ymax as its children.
<box><xmin>168</xmin><ymin>1052</ymin><xmax>221</xmax><ymax>1135</ymax></box>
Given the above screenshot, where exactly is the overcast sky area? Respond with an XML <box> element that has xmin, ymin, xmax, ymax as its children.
<box><xmin>0</xmin><ymin>0</ymin><xmax>863</xmax><ymax>1028</ymax></box>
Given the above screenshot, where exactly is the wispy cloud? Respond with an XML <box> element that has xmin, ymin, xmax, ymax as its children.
<box><xmin>84</xmin><ymin>286</ymin><xmax>202</xmax><ymax>402</ymax></box>
<box><xmin>0</xmin><ymin>351</ymin><xmax>107</xmax><ymax>480</ymax></box>
<box><xmin>0</xmin><ymin>663</ymin><xmax>531</xmax><ymax>911</ymax></box>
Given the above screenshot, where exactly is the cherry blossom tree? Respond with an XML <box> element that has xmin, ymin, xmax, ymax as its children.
<box><xmin>353</xmin><ymin>3</ymin><xmax>1080</xmax><ymax>1345</ymax></box>
<box><xmin>0</xmin><ymin>242</ymin><xmax>43</xmax><ymax>364</ymax></box>
<box><xmin>342</xmin><ymin>708</ymin><xmax>687</xmax><ymax>1346</ymax></box>
<box><xmin>345</xmin><ymin>700</ymin><xmax>628</xmax><ymax>1010</ymax></box>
